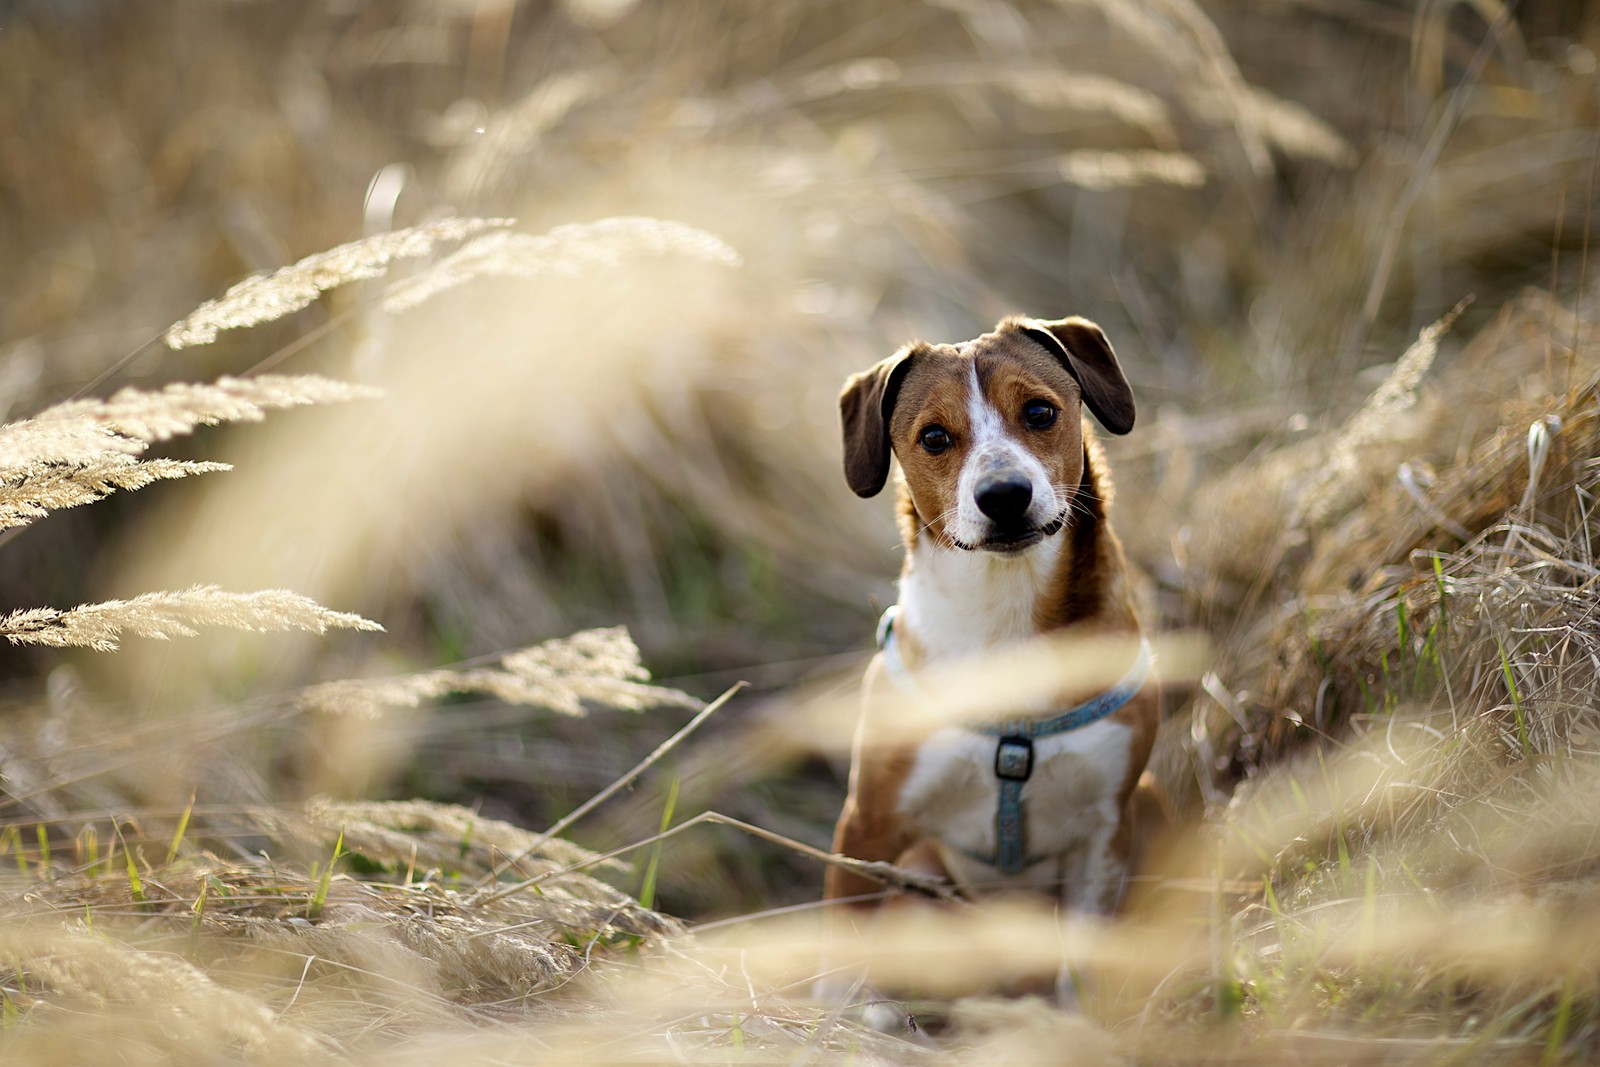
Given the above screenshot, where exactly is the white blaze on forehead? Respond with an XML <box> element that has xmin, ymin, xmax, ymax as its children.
<box><xmin>951</xmin><ymin>361</ymin><xmax>1058</xmax><ymax>538</ymax></box>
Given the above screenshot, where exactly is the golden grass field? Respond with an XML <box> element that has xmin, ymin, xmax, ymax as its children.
<box><xmin>5</xmin><ymin>0</ymin><xmax>1600</xmax><ymax>1062</ymax></box>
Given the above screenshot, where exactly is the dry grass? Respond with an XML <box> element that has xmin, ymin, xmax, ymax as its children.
<box><xmin>296</xmin><ymin>625</ymin><xmax>699</xmax><ymax>719</ymax></box>
<box><xmin>3</xmin><ymin>0</ymin><xmax>1600</xmax><ymax>1063</ymax></box>
<box><xmin>0</xmin><ymin>586</ymin><xmax>381</xmax><ymax>652</ymax></box>
<box><xmin>0</xmin><ymin>802</ymin><xmax>682</xmax><ymax>1065</ymax></box>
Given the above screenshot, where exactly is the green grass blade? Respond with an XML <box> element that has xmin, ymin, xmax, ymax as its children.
<box><xmin>166</xmin><ymin>789</ymin><xmax>196</xmax><ymax>865</ymax></box>
<box><xmin>0</xmin><ymin>827</ymin><xmax>22</xmax><ymax>879</ymax></box>
<box><xmin>1433</xmin><ymin>554</ymin><xmax>1450</xmax><ymax>634</ymax></box>
<box><xmin>79</xmin><ymin>825</ymin><xmax>99</xmax><ymax>878</ymax></box>
<box><xmin>188</xmin><ymin>877</ymin><xmax>208</xmax><ymax>960</ymax></box>
<box><xmin>1358</xmin><ymin>855</ymin><xmax>1377</xmax><ymax>967</ymax></box>
<box><xmin>638</xmin><ymin>776</ymin><xmax>680</xmax><ymax>911</ymax></box>
<box><xmin>309</xmin><ymin>828</ymin><xmax>344</xmax><ymax>919</ymax></box>
<box><xmin>1543</xmin><ymin>971</ymin><xmax>1576</xmax><ymax>1066</ymax></box>
<box><xmin>1497</xmin><ymin>636</ymin><xmax>1532</xmax><ymax>760</ymax></box>
<box><xmin>117</xmin><ymin>824</ymin><xmax>144</xmax><ymax>902</ymax></box>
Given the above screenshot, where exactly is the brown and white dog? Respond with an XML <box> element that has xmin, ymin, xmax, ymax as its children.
<box><xmin>825</xmin><ymin>315</ymin><xmax>1159</xmax><ymax>999</ymax></box>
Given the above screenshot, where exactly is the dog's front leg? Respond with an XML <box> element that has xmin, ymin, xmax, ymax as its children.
<box><xmin>819</xmin><ymin>792</ymin><xmax>937</xmax><ymax>1035</ymax></box>
<box><xmin>1055</xmin><ymin>800</ymin><xmax>1133</xmax><ymax>1009</ymax></box>
<box><xmin>823</xmin><ymin>795</ymin><xmax>914</xmax><ymax>905</ymax></box>
<box><xmin>1065</xmin><ymin>800</ymin><xmax>1131</xmax><ymax>917</ymax></box>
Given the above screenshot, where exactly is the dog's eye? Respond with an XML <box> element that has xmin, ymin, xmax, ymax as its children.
<box><xmin>1022</xmin><ymin>400</ymin><xmax>1057</xmax><ymax>429</ymax></box>
<box><xmin>919</xmin><ymin>425</ymin><xmax>952</xmax><ymax>454</ymax></box>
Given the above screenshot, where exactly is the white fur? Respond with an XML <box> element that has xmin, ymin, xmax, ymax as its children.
<box><xmin>897</xmin><ymin>537</ymin><xmax>1063</xmax><ymax>660</ymax></box>
<box><xmin>895</xmin><ymin>718</ymin><xmax>1132</xmax><ymax>908</ymax></box>
<box><xmin>946</xmin><ymin>362</ymin><xmax>1062</xmax><ymax>549</ymax></box>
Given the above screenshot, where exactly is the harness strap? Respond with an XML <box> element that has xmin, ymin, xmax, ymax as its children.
<box><xmin>876</xmin><ymin>605</ymin><xmax>1152</xmax><ymax>874</ymax></box>
<box><xmin>992</xmin><ymin>735</ymin><xmax>1034</xmax><ymax>873</ymax></box>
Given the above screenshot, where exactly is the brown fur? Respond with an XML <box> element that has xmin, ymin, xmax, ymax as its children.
<box><xmin>1036</xmin><ymin>434</ymin><xmax>1116</xmax><ymax>632</ymax></box>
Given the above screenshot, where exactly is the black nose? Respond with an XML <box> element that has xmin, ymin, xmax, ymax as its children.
<box><xmin>975</xmin><ymin>474</ymin><xmax>1033</xmax><ymax>523</ymax></box>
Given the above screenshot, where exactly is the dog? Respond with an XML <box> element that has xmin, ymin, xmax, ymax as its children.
<box><xmin>824</xmin><ymin>314</ymin><xmax>1160</xmax><ymax>1009</ymax></box>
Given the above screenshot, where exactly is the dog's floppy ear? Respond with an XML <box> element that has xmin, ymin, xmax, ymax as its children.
<box><xmin>1017</xmin><ymin>316</ymin><xmax>1135</xmax><ymax>435</ymax></box>
<box><xmin>839</xmin><ymin>346</ymin><xmax>918</xmax><ymax>498</ymax></box>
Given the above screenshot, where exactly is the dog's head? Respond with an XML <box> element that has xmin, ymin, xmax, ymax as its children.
<box><xmin>839</xmin><ymin>316</ymin><xmax>1133</xmax><ymax>554</ymax></box>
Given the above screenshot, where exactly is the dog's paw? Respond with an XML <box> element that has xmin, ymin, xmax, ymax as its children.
<box><xmin>814</xmin><ymin>975</ymin><xmax>936</xmax><ymax>1045</ymax></box>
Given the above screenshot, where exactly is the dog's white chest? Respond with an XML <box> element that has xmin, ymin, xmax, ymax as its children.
<box><xmin>895</xmin><ymin>718</ymin><xmax>1132</xmax><ymax>887</ymax></box>
<box><xmin>897</xmin><ymin>538</ymin><xmax>1064</xmax><ymax>660</ymax></box>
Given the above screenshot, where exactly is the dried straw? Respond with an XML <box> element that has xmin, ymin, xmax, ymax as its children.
<box><xmin>0</xmin><ymin>585</ymin><xmax>382</xmax><ymax>652</ymax></box>
<box><xmin>297</xmin><ymin>626</ymin><xmax>696</xmax><ymax>719</ymax></box>
<box><xmin>164</xmin><ymin>217</ymin><xmax>513</xmax><ymax>348</ymax></box>
<box><xmin>382</xmin><ymin>217</ymin><xmax>742</xmax><ymax>313</ymax></box>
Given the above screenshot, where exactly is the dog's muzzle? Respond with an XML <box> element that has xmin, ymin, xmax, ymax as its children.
<box><xmin>951</xmin><ymin>503</ymin><xmax>1070</xmax><ymax>553</ymax></box>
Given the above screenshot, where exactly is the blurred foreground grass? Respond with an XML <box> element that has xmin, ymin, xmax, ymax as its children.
<box><xmin>5</xmin><ymin>0</ymin><xmax>1600</xmax><ymax>1062</ymax></box>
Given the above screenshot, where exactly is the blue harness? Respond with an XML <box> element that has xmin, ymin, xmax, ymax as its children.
<box><xmin>876</xmin><ymin>604</ymin><xmax>1152</xmax><ymax>875</ymax></box>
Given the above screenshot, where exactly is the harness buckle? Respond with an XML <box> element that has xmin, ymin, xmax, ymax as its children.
<box><xmin>994</xmin><ymin>735</ymin><xmax>1034</xmax><ymax>782</ymax></box>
